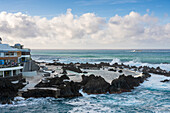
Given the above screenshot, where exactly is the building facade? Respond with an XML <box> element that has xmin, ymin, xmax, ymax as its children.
<box><xmin>0</xmin><ymin>42</ymin><xmax>31</xmax><ymax>77</ymax></box>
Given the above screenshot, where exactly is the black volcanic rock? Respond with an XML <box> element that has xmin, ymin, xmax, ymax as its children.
<box><xmin>164</xmin><ymin>73</ymin><xmax>170</xmax><ymax>77</ymax></box>
<box><xmin>109</xmin><ymin>73</ymin><xmax>151</xmax><ymax>93</ymax></box>
<box><xmin>22</xmin><ymin>61</ymin><xmax>156</xmax><ymax>98</ymax></box>
<box><xmin>79</xmin><ymin>63</ymin><xmax>100</xmax><ymax>69</ymax></box>
<box><xmin>22</xmin><ymin>88</ymin><xmax>60</xmax><ymax>98</ymax></box>
<box><xmin>83</xmin><ymin>71</ymin><xmax>88</xmax><ymax>74</ymax></box>
<box><xmin>64</xmin><ymin>66</ymin><xmax>82</xmax><ymax>73</ymax></box>
<box><xmin>81</xmin><ymin>75</ymin><xmax>110</xmax><ymax>94</ymax></box>
<box><xmin>160</xmin><ymin>79</ymin><xmax>170</xmax><ymax>83</ymax></box>
<box><xmin>108</xmin><ymin>68</ymin><xmax>117</xmax><ymax>72</ymax></box>
<box><xmin>33</xmin><ymin>75</ymin><xmax>82</xmax><ymax>98</ymax></box>
<box><xmin>61</xmin><ymin>67</ymin><xmax>67</xmax><ymax>74</ymax></box>
<box><xmin>0</xmin><ymin>78</ymin><xmax>26</xmax><ymax>104</ymax></box>
<box><xmin>110</xmin><ymin>62</ymin><xmax>169</xmax><ymax>77</ymax></box>
<box><xmin>118</xmin><ymin>70</ymin><xmax>123</xmax><ymax>73</ymax></box>
<box><xmin>35</xmin><ymin>75</ymin><xmax>69</xmax><ymax>88</ymax></box>
<box><xmin>58</xmin><ymin>81</ymin><xmax>82</xmax><ymax>98</ymax></box>
<box><xmin>109</xmin><ymin>75</ymin><xmax>136</xmax><ymax>93</ymax></box>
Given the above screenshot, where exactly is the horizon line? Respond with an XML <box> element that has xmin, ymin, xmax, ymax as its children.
<box><xmin>31</xmin><ymin>48</ymin><xmax>170</xmax><ymax>50</ymax></box>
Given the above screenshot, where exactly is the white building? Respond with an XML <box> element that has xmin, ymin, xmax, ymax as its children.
<box><xmin>0</xmin><ymin>40</ymin><xmax>31</xmax><ymax>78</ymax></box>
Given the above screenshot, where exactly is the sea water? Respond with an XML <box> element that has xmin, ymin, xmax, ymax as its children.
<box><xmin>0</xmin><ymin>49</ymin><xmax>170</xmax><ymax>113</ymax></box>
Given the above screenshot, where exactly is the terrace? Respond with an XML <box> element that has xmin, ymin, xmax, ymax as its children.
<box><xmin>0</xmin><ymin>60</ymin><xmax>19</xmax><ymax>68</ymax></box>
<box><xmin>0</xmin><ymin>63</ymin><xmax>19</xmax><ymax>68</ymax></box>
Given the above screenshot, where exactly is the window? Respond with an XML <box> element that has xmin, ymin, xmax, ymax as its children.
<box><xmin>22</xmin><ymin>52</ymin><xmax>30</xmax><ymax>55</ymax></box>
<box><xmin>5</xmin><ymin>52</ymin><xmax>10</xmax><ymax>56</ymax></box>
<box><xmin>5</xmin><ymin>52</ymin><xmax>15</xmax><ymax>56</ymax></box>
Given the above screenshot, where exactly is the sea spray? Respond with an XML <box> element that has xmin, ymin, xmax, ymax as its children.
<box><xmin>79</xmin><ymin>89</ymin><xmax>97</xmax><ymax>97</ymax></box>
<box><xmin>110</xmin><ymin>58</ymin><xmax>170</xmax><ymax>71</ymax></box>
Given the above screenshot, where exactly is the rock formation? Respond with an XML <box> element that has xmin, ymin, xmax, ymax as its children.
<box><xmin>0</xmin><ymin>76</ymin><xmax>26</xmax><ymax>104</ymax></box>
<box><xmin>81</xmin><ymin>74</ymin><xmax>110</xmax><ymax>94</ymax></box>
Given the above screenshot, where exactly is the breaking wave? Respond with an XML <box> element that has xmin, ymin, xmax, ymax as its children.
<box><xmin>110</xmin><ymin>58</ymin><xmax>170</xmax><ymax>71</ymax></box>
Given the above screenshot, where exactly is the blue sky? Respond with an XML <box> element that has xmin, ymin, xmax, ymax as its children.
<box><xmin>0</xmin><ymin>0</ymin><xmax>169</xmax><ymax>20</ymax></box>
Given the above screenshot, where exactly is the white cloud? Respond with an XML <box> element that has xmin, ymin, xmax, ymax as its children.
<box><xmin>0</xmin><ymin>9</ymin><xmax>170</xmax><ymax>49</ymax></box>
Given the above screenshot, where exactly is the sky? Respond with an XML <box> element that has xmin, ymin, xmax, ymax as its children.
<box><xmin>0</xmin><ymin>0</ymin><xmax>170</xmax><ymax>49</ymax></box>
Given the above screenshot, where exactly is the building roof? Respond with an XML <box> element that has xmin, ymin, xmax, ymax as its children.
<box><xmin>0</xmin><ymin>44</ymin><xmax>30</xmax><ymax>52</ymax></box>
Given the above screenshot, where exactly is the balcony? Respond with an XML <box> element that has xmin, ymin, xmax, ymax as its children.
<box><xmin>3</xmin><ymin>55</ymin><xmax>18</xmax><ymax>57</ymax></box>
<box><xmin>0</xmin><ymin>63</ymin><xmax>19</xmax><ymax>68</ymax></box>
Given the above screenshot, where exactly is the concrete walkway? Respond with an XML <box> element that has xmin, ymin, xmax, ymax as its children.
<box><xmin>82</xmin><ymin>68</ymin><xmax>141</xmax><ymax>84</ymax></box>
<box><xmin>19</xmin><ymin>66</ymin><xmax>142</xmax><ymax>95</ymax></box>
<box><xmin>19</xmin><ymin>72</ymin><xmax>44</xmax><ymax>92</ymax></box>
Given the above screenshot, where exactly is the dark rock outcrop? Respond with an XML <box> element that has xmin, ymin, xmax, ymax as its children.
<box><xmin>35</xmin><ymin>75</ymin><xmax>69</xmax><ymax>88</ymax></box>
<box><xmin>61</xmin><ymin>67</ymin><xmax>67</xmax><ymax>74</ymax></box>
<box><xmin>111</xmin><ymin>63</ymin><xmax>169</xmax><ymax>77</ymax></box>
<box><xmin>108</xmin><ymin>68</ymin><xmax>117</xmax><ymax>72</ymax></box>
<box><xmin>109</xmin><ymin>73</ymin><xmax>151</xmax><ymax>93</ymax></box>
<box><xmin>64</xmin><ymin>66</ymin><xmax>82</xmax><ymax>73</ymax></box>
<box><xmin>58</xmin><ymin>81</ymin><xmax>82</xmax><ymax>98</ymax></box>
<box><xmin>22</xmin><ymin>71</ymin><xmax>151</xmax><ymax>99</ymax></box>
<box><xmin>0</xmin><ymin>77</ymin><xmax>26</xmax><ymax>104</ymax></box>
<box><xmin>79</xmin><ymin>63</ymin><xmax>100</xmax><ymax>70</ymax></box>
<box><xmin>46</xmin><ymin>62</ymin><xmax>169</xmax><ymax>77</ymax></box>
<box><xmin>118</xmin><ymin>70</ymin><xmax>123</xmax><ymax>73</ymax></box>
<box><xmin>22</xmin><ymin>88</ymin><xmax>60</xmax><ymax>98</ymax></box>
<box><xmin>160</xmin><ymin>79</ymin><xmax>170</xmax><ymax>83</ymax></box>
<box><xmin>43</xmin><ymin>72</ymin><xmax>50</xmax><ymax>77</ymax></box>
<box><xmin>81</xmin><ymin>75</ymin><xmax>110</xmax><ymax>94</ymax></box>
<box><xmin>30</xmin><ymin>75</ymin><xmax>82</xmax><ymax>98</ymax></box>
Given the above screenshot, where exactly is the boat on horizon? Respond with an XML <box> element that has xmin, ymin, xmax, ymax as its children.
<box><xmin>131</xmin><ymin>50</ymin><xmax>142</xmax><ymax>52</ymax></box>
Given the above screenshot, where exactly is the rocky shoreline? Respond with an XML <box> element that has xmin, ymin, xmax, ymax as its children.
<box><xmin>1</xmin><ymin>60</ymin><xmax>169</xmax><ymax>104</ymax></box>
<box><xmin>0</xmin><ymin>75</ymin><xmax>27</xmax><ymax>104</ymax></box>
<box><xmin>21</xmin><ymin>73</ymin><xmax>151</xmax><ymax>98</ymax></box>
<box><xmin>45</xmin><ymin>61</ymin><xmax>170</xmax><ymax>77</ymax></box>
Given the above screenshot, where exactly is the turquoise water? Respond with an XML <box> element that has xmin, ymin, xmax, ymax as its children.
<box><xmin>31</xmin><ymin>49</ymin><xmax>170</xmax><ymax>64</ymax></box>
<box><xmin>0</xmin><ymin>74</ymin><xmax>169</xmax><ymax>113</ymax></box>
<box><xmin>1</xmin><ymin>49</ymin><xmax>170</xmax><ymax>113</ymax></box>
<box><xmin>31</xmin><ymin>49</ymin><xmax>170</xmax><ymax>71</ymax></box>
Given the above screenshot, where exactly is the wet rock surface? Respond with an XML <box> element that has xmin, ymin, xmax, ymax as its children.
<box><xmin>160</xmin><ymin>79</ymin><xmax>170</xmax><ymax>83</ymax></box>
<box><xmin>79</xmin><ymin>73</ymin><xmax>151</xmax><ymax>94</ymax></box>
<box><xmin>109</xmin><ymin>73</ymin><xmax>151</xmax><ymax>93</ymax></box>
<box><xmin>0</xmin><ymin>76</ymin><xmax>26</xmax><ymax>104</ymax></box>
<box><xmin>45</xmin><ymin>61</ymin><xmax>169</xmax><ymax>77</ymax></box>
<box><xmin>22</xmin><ymin>88</ymin><xmax>60</xmax><ymax>98</ymax></box>
<box><xmin>81</xmin><ymin>74</ymin><xmax>110</xmax><ymax>94</ymax></box>
<box><xmin>20</xmin><ymin>62</ymin><xmax>155</xmax><ymax>98</ymax></box>
<box><xmin>3</xmin><ymin>61</ymin><xmax>167</xmax><ymax>103</ymax></box>
<box><xmin>58</xmin><ymin>81</ymin><xmax>82</xmax><ymax>98</ymax></box>
<box><xmin>111</xmin><ymin>63</ymin><xmax>170</xmax><ymax>77</ymax></box>
<box><xmin>22</xmin><ymin>75</ymin><xmax>82</xmax><ymax>98</ymax></box>
<box><xmin>63</xmin><ymin>66</ymin><xmax>82</xmax><ymax>73</ymax></box>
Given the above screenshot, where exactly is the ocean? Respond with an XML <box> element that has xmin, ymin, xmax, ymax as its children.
<box><xmin>31</xmin><ymin>49</ymin><xmax>170</xmax><ymax>71</ymax></box>
<box><xmin>0</xmin><ymin>49</ymin><xmax>170</xmax><ymax>113</ymax></box>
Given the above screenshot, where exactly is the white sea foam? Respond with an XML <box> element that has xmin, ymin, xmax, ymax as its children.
<box><xmin>14</xmin><ymin>97</ymin><xmax>25</xmax><ymax>101</ymax></box>
<box><xmin>141</xmin><ymin>74</ymin><xmax>170</xmax><ymax>91</ymax></box>
<box><xmin>67</xmin><ymin>96</ymin><xmax>113</xmax><ymax>113</ymax></box>
<box><xmin>110</xmin><ymin>58</ymin><xmax>121</xmax><ymax>65</ymax></box>
<box><xmin>79</xmin><ymin>89</ymin><xmax>97</xmax><ymax>97</ymax></box>
<box><xmin>110</xmin><ymin>58</ymin><xmax>170</xmax><ymax>71</ymax></box>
